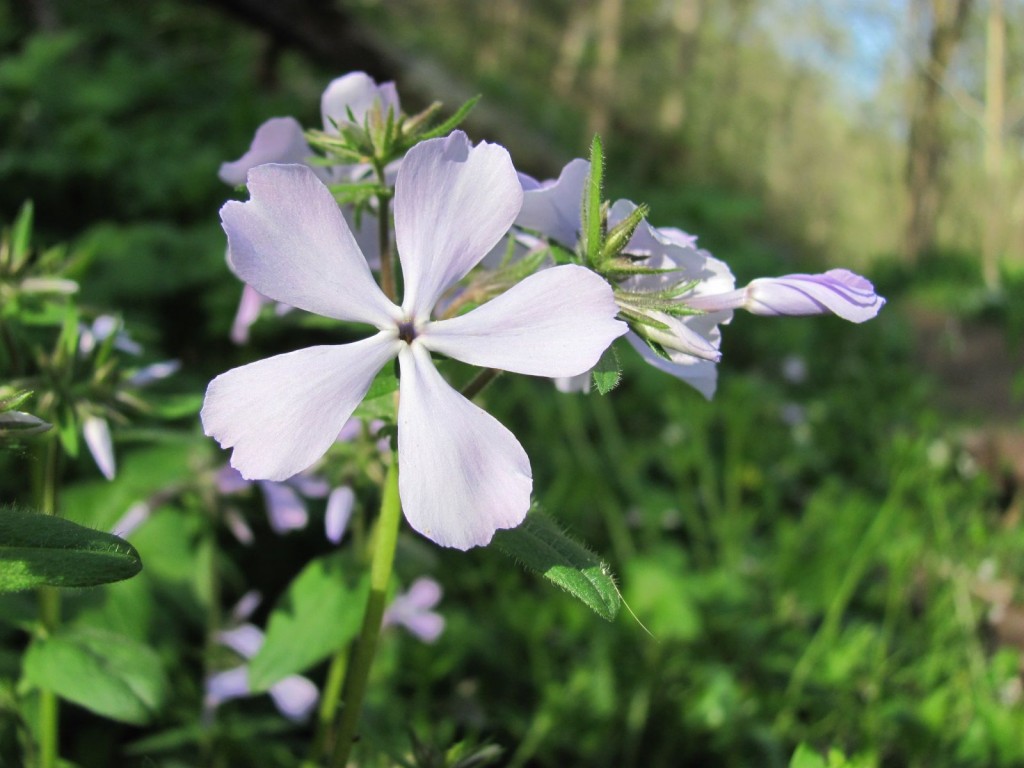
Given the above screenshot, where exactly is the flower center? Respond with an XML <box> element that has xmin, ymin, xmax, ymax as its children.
<box><xmin>397</xmin><ymin>321</ymin><xmax>418</xmax><ymax>344</ymax></box>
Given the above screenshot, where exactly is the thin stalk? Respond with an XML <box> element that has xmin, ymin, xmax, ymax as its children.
<box><xmin>330</xmin><ymin>455</ymin><xmax>402</xmax><ymax>768</ymax></box>
<box><xmin>374</xmin><ymin>162</ymin><xmax>395</xmax><ymax>303</ymax></box>
<box><xmin>34</xmin><ymin>436</ymin><xmax>60</xmax><ymax>768</ymax></box>
<box><xmin>461</xmin><ymin>368</ymin><xmax>502</xmax><ymax>401</ymax></box>
<box><xmin>303</xmin><ymin>649</ymin><xmax>348</xmax><ymax>767</ymax></box>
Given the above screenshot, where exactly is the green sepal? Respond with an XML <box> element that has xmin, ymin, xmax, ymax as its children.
<box><xmin>21</xmin><ymin>627</ymin><xmax>167</xmax><ymax>725</ymax></box>
<box><xmin>416</xmin><ymin>95</ymin><xmax>480</xmax><ymax>141</ymax></box>
<box><xmin>592</xmin><ymin>344</ymin><xmax>622</xmax><ymax>395</ymax></box>
<box><xmin>0</xmin><ymin>505</ymin><xmax>142</xmax><ymax>592</ymax></box>
<box><xmin>492</xmin><ymin>508</ymin><xmax>620</xmax><ymax>621</ymax></box>
<box><xmin>600</xmin><ymin>203</ymin><xmax>648</xmax><ymax>263</ymax></box>
<box><xmin>247</xmin><ymin>552</ymin><xmax>369</xmax><ymax>691</ymax></box>
<box><xmin>0</xmin><ymin>390</ymin><xmax>34</xmax><ymax>414</ymax></box>
<box><xmin>581</xmin><ymin>135</ymin><xmax>605</xmax><ymax>268</ymax></box>
<box><xmin>618</xmin><ymin>306</ymin><xmax>671</xmax><ymax>331</ymax></box>
<box><xmin>328</xmin><ymin>181</ymin><xmax>388</xmax><ymax>205</ymax></box>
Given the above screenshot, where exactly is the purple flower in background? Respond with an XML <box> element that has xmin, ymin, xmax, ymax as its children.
<box><xmin>202</xmin><ymin>131</ymin><xmax>626</xmax><ymax>549</ymax></box>
<box><xmin>205</xmin><ymin>599</ymin><xmax>318</xmax><ymax>723</ymax></box>
<box><xmin>76</xmin><ymin>315</ymin><xmax>179</xmax><ymax>479</ymax></box>
<box><xmin>219</xmin><ymin>73</ymin><xmax>396</xmax><ymax>344</ymax></box>
<box><xmin>321</xmin><ymin>71</ymin><xmax>400</xmax><ymax>134</ymax></box>
<box><xmin>216</xmin><ymin>465</ymin><xmax>331</xmax><ymax>535</ymax></box>
<box><xmin>383</xmin><ymin>577</ymin><xmax>445</xmax><ymax>643</ymax></box>
<box><xmin>516</xmin><ymin>158</ymin><xmax>590</xmax><ymax>248</ymax></box>
<box><xmin>219</xmin><ymin>118</ymin><xmax>316</xmax><ymax>187</ymax></box>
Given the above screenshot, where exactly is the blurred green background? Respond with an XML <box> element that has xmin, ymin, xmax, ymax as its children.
<box><xmin>3</xmin><ymin>0</ymin><xmax>1024</xmax><ymax>766</ymax></box>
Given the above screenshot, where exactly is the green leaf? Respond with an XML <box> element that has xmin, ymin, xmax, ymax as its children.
<box><xmin>492</xmin><ymin>509</ymin><xmax>620</xmax><ymax>621</ymax></box>
<box><xmin>10</xmin><ymin>200</ymin><xmax>34</xmax><ymax>270</ymax></box>
<box><xmin>0</xmin><ymin>506</ymin><xmax>142</xmax><ymax>592</ymax></box>
<box><xmin>592</xmin><ymin>344</ymin><xmax>621</xmax><ymax>395</ymax></box>
<box><xmin>22</xmin><ymin>627</ymin><xmax>167</xmax><ymax>725</ymax></box>
<box><xmin>248</xmin><ymin>552</ymin><xmax>368</xmax><ymax>691</ymax></box>
<box><xmin>789</xmin><ymin>744</ymin><xmax>827</xmax><ymax>768</ymax></box>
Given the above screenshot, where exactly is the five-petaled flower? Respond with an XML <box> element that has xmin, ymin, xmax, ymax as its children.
<box><xmin>201</xmin><ymin>131</ymin><xmax>626</xmax><ymax>550</ymax></box>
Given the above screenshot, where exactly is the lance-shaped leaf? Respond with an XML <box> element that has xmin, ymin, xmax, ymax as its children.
<box><xmin>492</xmin><ymin>508</ymin><xmax>620</xmax><ymax>621</ymax></box>
<box><xmin>0</xmin><ymin>506</ymin><xmax>142</xmax><ymax>592</ymax></box>
<box><xmin>248</xmin><ymin>552</ymin><xmax>368</xmax><ymax>691</ymax></box>
<box><xmin>22</xmin><ymin>627</ymin><xmax>168</xmax><ymax>725</ymax></box>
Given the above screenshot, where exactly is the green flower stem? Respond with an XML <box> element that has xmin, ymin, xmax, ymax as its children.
<box><xmin>461</xmin><ymin>367</ymin><xmax>502</xmax><ymax>400</ymax></box>
<box><xmin>302</xmin><ymin>649</ymin><xmax>348</xmax><ymax>767</ymax></box>
<box><xmin>33</xmin><ymin>436</ymin><xmax>60</xmax><ymax>768</ymax></box>
<box><xmin>330</xmin><ymin>454</ymin><xmax>402</xmax><ymax>768</ymax></box>
<box><xmin>374</xmin><ymin>163</ymin><xmax>395</xmax><ymax>303</ymax></box>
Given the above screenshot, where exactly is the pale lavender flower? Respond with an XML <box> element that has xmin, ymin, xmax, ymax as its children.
<box><xmin>685</xmin><ymin>269</ymin><xmax>886</xmax><ymax>323</ymax></box>
<box><xmin>383</xmin><ymin>577</ymin><xmax>445</xmax><ymax>643</ymax></box>
<box><xmin>610</xmin><ymin>199</ymin><xmax>736</xmax><ymax>399</ymax></box>
<box><xmin>325</xmin><ymin>486</ymin><xmax>355</xmax><ymax>544</ymax></box>
<box><xmin>206</xmin><ymin>622</ymin><xmax>318</xmax><ymax>723</ymax></box>
<box><xmin>215</xmin><ymin>465</ymin><xmax>329</xmax><ymax>534</ymax></box>
<box><xmin>321</xmin><ymin>71</ymin><xmax>400</xmax><ymax>133</ymax></box>
<box><xmin>516</xmin><ymin>158</ymin><xmax>590</xmax><ymax>248</ymax></box>
<box><xmin>219</xmin><ymin>117</ymin><xmax>316</xmax><ymax>187</ymax></box>
<box><xmin>202</xmin><ymin>131</ymin><xmax>626</xmax><ymax>549</ymax></box>
<box><xmin>510</xmin><ymin>160</ymin><xmax>735</xmax><ymax>398</ymax></box>
<box><xmin>78</xmin><ymin>315</ymin><xmax>142</xmax><ymax>356</ymax></box>
<box><xmin>112</xmin><ymin>501</ymin><xmax>150</xmax><ymax>537</ymax></box>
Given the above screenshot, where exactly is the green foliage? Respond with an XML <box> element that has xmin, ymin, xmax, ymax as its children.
<box><xmin>22</xmin><ymin>626</ymin><xmax>168</xmax><ymax>725</ymax></box>
<box><xmin>492</xmin><ymin>509</ymin><xmax>620</xmax><ymax>621</ymax></box>
<box><xmin>249</xmin><ymin>553</ymin><xmax>369</xmax><ymax>691</ymax></box>
<box><xmin>0</xmin><ymin>505</ymin><xmax>141</xmax><ymax>592</ymax></box>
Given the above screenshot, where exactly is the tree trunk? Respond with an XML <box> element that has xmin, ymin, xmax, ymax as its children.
<box><xmin>982</xmin><ymin>0</ymin><xmax>1006</xmax><ymax>289</ymax></box>
<box><xmin>902</xmin><ymin>0</ymin><xmax>975</xmax><ymax>263</ymax></box>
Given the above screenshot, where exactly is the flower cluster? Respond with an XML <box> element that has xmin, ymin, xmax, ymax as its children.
<box><xmin>204</xmin><ymin>71</ymin><xmax>884</xmax><ymax>552</ymax></box>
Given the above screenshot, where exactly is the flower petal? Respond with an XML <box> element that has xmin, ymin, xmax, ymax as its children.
<box><xmin>688</xmin><ymin>269</ymin><xmax>885</xmax><ymax>323</ymax></box>
<box><xmin>202</xmin><ymin>335</ymin><xmax>399</xmax><ymax>481</ymax></box>
<box><xmin>397</xmin><ymin>345</ymin><xmax>531</xmax><ymax>550</ymax></box>
<box><xmin>83</xmin><ymin>416</ymin><xmax>116</xmax><ymax>480</ymax></box>
<box><xmin>217</xmin><ymin>624</ymin><xmax>264</xmax><ymax>659</ymax></box>
<box><xmin>112</xmin><ymin>502</ymin><xmax>151</xmax><ymax>537</ymax></box>
<box><xmin>260</xmin><ymin>481</ymin><xmax>308</xmax><ymax>533</ymax></box>
<box><xmin>626</xmin><ymin>332</ymin><xmax>719</xmax><ymax>400</ymax></box>
<box><xmin>269</xmin><ymin>675</ymin><xmax>319</xmax><ymax>722</ymax></box>
<box><xmin>744</xmin><ymin>269</ymin><xmax>885</xmax><ymax>322</ymax></box>
<box><xmin>230</xmin><ymin>285</ymin><xmax>269</xmax><ymax>345</ymax></box>
<box><xmin>219</xmin><ymin>117</ymin><xmax>314</xmax><ymax>186</ymax></box>
<box><xmin>321</xmin><ymin>72</ymin><xmax>399</xmax><ymax>132</ymax></box>
<box><xmin>325</xmin><ymin>486</ymin><xmax>355</xmax><ymax>544</ymax></box>
<box><xmin>205</xmin><ymin>667</ymin><xmax>250</xmax><ymax>706</ymax></box>
<box><xmin>395</xmin><ymin>132</ymin><xmax>523</xmax><ymax>317</ymax></box>
<box><xmin>423</xmin><ymin>265</ymin><xmax>626</xmax><ymax>376</ymax></box>
<box><xmin>221</xmin><ymin>164</ymin><xmax>396</xmax><ymax>327</ymax></box>
<box><xmin>515</xmin><ymin>158</ymin><xmax>589</xmax><ymax>248</ymax></box>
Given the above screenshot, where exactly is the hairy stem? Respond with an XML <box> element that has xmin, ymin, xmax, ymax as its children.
<box><xmin>330</xmin><ymin>455</ymin><xmax>402</xmax><ymax>767</ymax></box>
